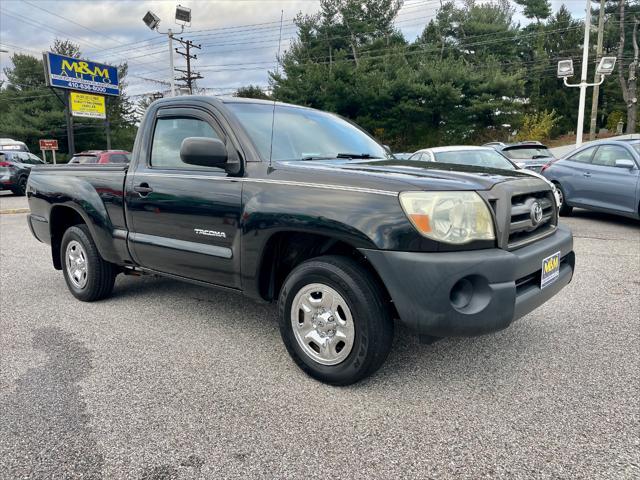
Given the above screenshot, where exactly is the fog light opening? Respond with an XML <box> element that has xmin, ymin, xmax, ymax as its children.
<box><xmin>449</xmin><ymin>275</ymin><xmax>492</xmax><ymax>314</ymax></box>
<box><xmin>450</xmin><ymin>278</ymin><xmax>473</xmax><ymax>310</ymax></box>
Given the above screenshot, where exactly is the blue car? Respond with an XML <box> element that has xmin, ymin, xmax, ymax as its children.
<box><xmin>541</xmin><ymin>139</ymin><xmax>640</xmax><ymax>219</ymax></box>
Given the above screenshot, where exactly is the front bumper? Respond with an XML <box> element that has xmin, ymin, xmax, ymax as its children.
<box><xmin>361</xmin><ymin>225</ymin><xmax>574</xmax><ymax>338</ymax></box>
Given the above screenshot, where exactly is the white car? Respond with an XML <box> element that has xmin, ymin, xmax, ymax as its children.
<box><xmin>408</xmin><ymin>146</ymin><xmax>561</xmax><ymax>207</ymax></box>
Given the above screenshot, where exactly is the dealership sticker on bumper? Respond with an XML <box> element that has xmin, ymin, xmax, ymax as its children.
<box><xmin>541</xmin><ymin>251</ymin><xmax>561</xmax><ymax>289</ymax></box>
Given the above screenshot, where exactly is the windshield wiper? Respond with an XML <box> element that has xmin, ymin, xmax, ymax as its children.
<box><xmin>299</xmin><ymin>153</ymin><xmax>382</xmax><ymax>161</ymax></box>
<box><xmin>336</xmin><ymin>153</ymin><xmax>380</xmax><ymax>159</ymax></box>
<box><xmin>299</xmin><ymin>155</ymin><xmax>339</xmax><ymax>161</ymax></box>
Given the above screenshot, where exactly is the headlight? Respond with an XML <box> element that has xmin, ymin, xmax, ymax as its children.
<box><xmin>399</xmin><ymin>191</ymin><xmax>495</xmax><ymax>244</ymax></box>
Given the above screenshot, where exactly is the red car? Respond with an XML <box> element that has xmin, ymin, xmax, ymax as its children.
<box><xmin>68</xmin><ymin>150</ymin><xmax>131</xmax><ymax>164</ymax></box>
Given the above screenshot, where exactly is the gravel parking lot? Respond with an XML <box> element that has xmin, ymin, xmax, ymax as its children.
<box><xmin>0</xmin><ymin>209</ymin><xmax>638</xmax><ymax>479</ymax></box>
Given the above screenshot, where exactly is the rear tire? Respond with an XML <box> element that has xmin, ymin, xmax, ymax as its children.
<box><xmin>10</xmin><ymin>176</ymin><xmax>27</xmax><ymax>196</ymax></box>
<box><xmin>556</xmin><ymin>183</ymin><xmax>573</xmax><ymax>216</ymax></box>
<box><xmin>61</xmin><ymin>225</ymin><xmax>117</xmax><ymax>301</ymax></box>
<box><xmin>278</xmin><ymin>255</ymin><xmax>394</xmax><ymax>386</ymax></box>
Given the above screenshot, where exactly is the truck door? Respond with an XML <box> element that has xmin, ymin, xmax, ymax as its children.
<box><xmin>125</xmin><ymin>106</ymin><xmax>243</xmax><ymax>289</ymax></box>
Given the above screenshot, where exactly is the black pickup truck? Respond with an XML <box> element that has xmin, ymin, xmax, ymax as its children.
<box><xmin>27</xmin><ymin>97</ymin><xmax>574</xmax><ymax>385</ymax></box>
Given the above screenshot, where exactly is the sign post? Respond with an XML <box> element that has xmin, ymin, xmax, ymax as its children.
<box><xmin>66</xmin><ymin>91</ymin><xmax>75</xmax><ymax>156</ymax></box>
<box><xmin>39</xmin><ymin>139</ymin><xmax>59</xmax><ymax>164</ymax></box>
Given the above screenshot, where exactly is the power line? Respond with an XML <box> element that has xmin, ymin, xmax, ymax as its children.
<box><xmin>0</xmin><ymin>8</ymin><xmax>105</xmax><ymax>50</ymax></box>
<box><xmin>20</xmin><ymin>0</ymin><xmax>127</xmax><ymax>47</ymax></box>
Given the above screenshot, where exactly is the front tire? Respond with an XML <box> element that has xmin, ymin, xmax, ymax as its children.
<box><xmin>278</xmin><ymin>255</ymin><xmax>394</xmax><ymax>386</ymax></box>
<box><xmin>61</xmin><ymin>225</ymin><xmax>116</xmax><ymax>301</ymax></box>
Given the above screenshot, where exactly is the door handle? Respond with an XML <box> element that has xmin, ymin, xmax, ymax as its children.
<box><xmin>583</xmin><ymin>172</ymin><xmax>592</xmax><ymax>178</ymax></box>
<box><xmin>133</xmin><ymin>183</ymin><xmax>153</xmax><ymax>196</ymax></box>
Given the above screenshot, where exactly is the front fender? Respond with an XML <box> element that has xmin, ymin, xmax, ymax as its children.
<box><xmin>239</xmin><ymin>181</ymin><xmax>414</xmax><ymax>298</ymax></box>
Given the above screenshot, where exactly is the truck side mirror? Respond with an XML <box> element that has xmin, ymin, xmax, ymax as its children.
<box><xmin>180</xmin><ymin>137</ymin><xmax>228</xmax><ymax>168</ymax></box>
<box><xmin>614</xmin><ymin>159</ymin><xmax>635</xmax><ymax>169</ymax></box>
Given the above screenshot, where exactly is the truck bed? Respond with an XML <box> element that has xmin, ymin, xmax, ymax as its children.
<box><xmin>27</xmin><ymin>164</ymin><xmax>130</xmax><ymax>267</ymax></box>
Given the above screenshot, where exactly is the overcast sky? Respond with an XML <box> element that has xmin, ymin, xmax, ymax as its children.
<box><xmin>0</xmin><ymin>0</ymin><xmax>587</xmax><ymax>99</ymax></box>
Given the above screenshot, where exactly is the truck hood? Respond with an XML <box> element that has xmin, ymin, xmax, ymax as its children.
<box><xmin>276</xmin><ymin>159</ymin><xmax>536</xmax><ymax>192</ymax></box>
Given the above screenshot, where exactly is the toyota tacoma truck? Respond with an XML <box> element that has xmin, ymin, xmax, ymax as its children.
<box><xmin>27</xmin><ymin>97</ymin><xmax>575</xmax><ymax>385</ymax></box>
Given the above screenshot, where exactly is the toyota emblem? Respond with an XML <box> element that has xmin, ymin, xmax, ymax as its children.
<box><xmin>530</xmin><ymin>201</ymin><xmax>543</xmax><ymax>225</ymax></box>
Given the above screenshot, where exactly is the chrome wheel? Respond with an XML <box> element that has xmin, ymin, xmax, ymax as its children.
<box><xmin>290</xmin><ymin>283</ymin><xmax>355</xmax><ymax>366</ymax></box>
<box><xmin>65</xmin><ymin>240</ymin><xmax>88</xmax><ymax>289</ymax></box>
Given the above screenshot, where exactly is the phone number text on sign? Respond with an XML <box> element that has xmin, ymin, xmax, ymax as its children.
<box><xmin>68</xmin><ymin>82</ymin><xmax>108</xmax><ymax>94</ymax></box>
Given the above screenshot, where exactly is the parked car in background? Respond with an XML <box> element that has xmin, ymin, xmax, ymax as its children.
<box><xmin>541</xmin><ymin>139</ymin><xmax>640</xmax><ymax>219</ymax></box>
<box><xmin>408</xmin><ymin>146</ymin><xmax>561</xmax><ymax>206</ymax></box>
<box><xmin>0</xmin><ymin>138</ymin><xmax>30</xmax><ymax>152</ymax></box>
<box><xmin>393</xmin><ymin>152</ymin><xmax>414</xmax><ymax>160</ymax></box>
<box><xmin>0</xmin><ymin>150</ymin><xmax>45</xmax><ymax>195</ymax></box>
<box><xmin>68</xmin><ymin>150</ymin><xmax>131</xmax><ymax>164</ymax></box>
<box><xmin>484</xmin><ymin>141</ymin><xmax>555</xmax><ymax>173</ymax></box>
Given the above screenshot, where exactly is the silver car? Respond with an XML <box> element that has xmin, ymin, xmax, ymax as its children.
<box><xmin>541</xmin><ymin>140</ymin><xmax>640</xmax><ymax>220</ymax></box>
<box><xmin>409</xmin><ymin>146</ymin><xmax>561</xmax><ymax>207</ymax></box>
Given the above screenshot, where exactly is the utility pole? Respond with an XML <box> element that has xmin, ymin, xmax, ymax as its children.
<box><xmin>168</xmin><ymin>29</ymin><xmax>176</xmax><ymax>96</ymax></box>
<box><xmin>589</xmin><ymin>0</ymin><xmax>607</xmax><ymax>140</ymax></box>
<box><xmin>174</xmin><ymin>37</ymin><xmax>202</xmax><ymax>94</ymax></box>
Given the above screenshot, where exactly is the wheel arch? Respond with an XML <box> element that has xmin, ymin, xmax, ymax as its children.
<box><xmin>49</xmin><ymin>205</ymin><xmax>90</xmax><ymax>269</ymax></box>
<box><xmin>255</xmin><ymin>230</ymin><xmax>395</xmax><ymax>313</ymax></box>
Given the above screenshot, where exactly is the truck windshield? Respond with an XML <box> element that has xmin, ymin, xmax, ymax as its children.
<box><xmin>226</xmin><ymin>102</ymin><xmax>389</xmax><ymax>162</ymax></box>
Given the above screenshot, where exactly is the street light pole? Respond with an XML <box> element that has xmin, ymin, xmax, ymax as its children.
<box><xmin>143</xmin><ymin>6</ymin><xmax>191</xmax><ymax>98</ymax></box>
<box><xmin>575</xmin><ymin>0</ymin><xmax>592</xmax><ymax>148</ymax></box>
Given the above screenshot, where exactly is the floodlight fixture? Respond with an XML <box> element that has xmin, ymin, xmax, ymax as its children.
<box><xmin>557</xmin><ymin>59</ymin><xmax>574</xmax><ymax>78</ymax></box>
<box><xmin>596</xmin><ymin>56</ymin><xmax>617</xmax><ymax>76</ymax></box>
<box><xmin>175</xmin><ymin>5</ymin><xmax>191</xmax><ymax>25</ymax></box>
<box><xmin>143</xmin><ymin>11</ymin><xmax>161</xmax><ymax>30</ymax></box>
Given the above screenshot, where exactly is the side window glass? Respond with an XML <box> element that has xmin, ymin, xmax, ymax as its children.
<box><xmin>592</xmin><ymin>145</ymin><xmax>634</xmax><ymax>167</ymax></box>
<box><xmin>568</xmin><ymin>147</ymin><xmax>595</xmax><ymax>164</ymax></box>
<box><xmin>110</xmin><ymin>154</ymin><xmax>126</xmax><ymax>163</ymax></box>
<box><xmin>150</xmin><ymin>117</ymin><xmax>220</xmax><ymax>168</ymax></box>
<box><xmin>408</xmin><ymin>153</ymin><xmax>421</xmax><ymax>160</ymax></box>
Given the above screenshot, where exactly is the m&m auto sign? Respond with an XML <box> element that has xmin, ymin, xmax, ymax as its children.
<box><xmin>43</xmin><ymin>52</ymin><xmax>119</xmax><ymax>96</ymax></box>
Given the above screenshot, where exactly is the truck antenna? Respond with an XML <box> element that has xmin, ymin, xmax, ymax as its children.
<box><xmin>268</xmin><ymin>10</ymin><xmax>284</xmax><ymax>167</ymax></box>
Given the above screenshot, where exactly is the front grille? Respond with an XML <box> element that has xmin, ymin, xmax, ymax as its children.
<box><xmin>508</xmin><ymin>190</ymin><xmax>556</xmax><ymax>249</ymax></box>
